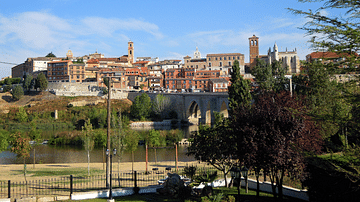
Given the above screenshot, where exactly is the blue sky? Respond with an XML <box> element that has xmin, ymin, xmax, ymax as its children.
<box><xmin>0</xmin><ymin>0</ymin><xmax>331</xmax><ymax>79</ymax></box>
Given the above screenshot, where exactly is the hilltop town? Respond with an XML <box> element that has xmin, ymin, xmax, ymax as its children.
<box><xmin>9</xmin><ymin>35</ymin><xmax>305</xmax><ymax>94</ymax></box>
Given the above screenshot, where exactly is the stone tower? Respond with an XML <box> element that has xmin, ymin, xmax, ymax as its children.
<box><xmin>128</xmin><ymin>40</ymin><xmax>134</xmax><ymax>64</ymax></box>
<box><xmin>249</xmin><ymin>35</ymin><xmax>259</xmax><ymax>68</ymax></box>
<box><xmin>194</xmin><ymin>47</ymin><xmax>201</xmax><ymax>59</ymax></box>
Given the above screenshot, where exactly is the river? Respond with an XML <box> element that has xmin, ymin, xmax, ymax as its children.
<box><xmin>0</xmin><ymin>125</ymin><xmax>199</xmax><ymax>164</ymax></box>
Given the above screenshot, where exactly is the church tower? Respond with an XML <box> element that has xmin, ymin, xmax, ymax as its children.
<box><xmin>194</xmin><ymin>47</ymin><xmax>201</xmax><ymax>59</ymax></box>
<box><xmin>249</xmin><ymin>35</ymin><xmax>259</xmax><ymax>68</ymax></box>
<box><xmin>128</xmin><ymin>40</ymin><xmax>134</xmax><ymax>64</ymax></box>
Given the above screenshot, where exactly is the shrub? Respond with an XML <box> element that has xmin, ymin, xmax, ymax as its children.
<box><xmin>11</xmin><ymin>85</ymin><xmax>24</xmax><ymax>101</ymax></box>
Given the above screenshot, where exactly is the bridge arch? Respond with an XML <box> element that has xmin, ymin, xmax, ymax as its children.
<box><xmin>220</xmin><ymin>101</ymin><xmax>228</xmax><ymax>118</ymax></box>
<box><xmin>187</xmin><ymin>100</ymin><xmax>201</xmax><ymax>124</ymax></box>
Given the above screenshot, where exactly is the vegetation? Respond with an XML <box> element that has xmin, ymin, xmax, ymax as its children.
<box><xmin>45</xmin><ymin>52</ymin><xmax>56</xmax><ymax>57</ymax></box>
<box><xmin>11</xmin><ymin>85</ymin><xmax>24</xmax><ymax>101</ymax></box>
<box><xmin>130</xmin><ymin>93</ymin><xmax>152</xmax><ymax>120</ymax></box>
<box><xmin>35</xmin><ymin>73</ymin><xmax>48</xmax><ymax>91</ymax></box>
<box><xmin>23</xmin><ymin>74</ymin><xmax>33</xmax><ymax>92</ymax></box>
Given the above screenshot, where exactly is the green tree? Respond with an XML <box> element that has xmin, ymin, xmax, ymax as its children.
<box><xmin>124</xmin><ymin>130</ymin><xmax>139</xmax><ymax>173</ymax></box>
<box><xmin>152</xmin><ymin>94</ymin><xmax>171</xmax><ymax>120</ymax></box>
<box><xmin>289</xmin><ymin>0</ymin><xmax>360</xmax><ymax>57</ymax></box>
<box><xmin>228</xmin><ymin>60</ymin><xmax>252</xmax><ymax>114</ymax></box>
<box><xmin>9</xmin><ymin>132</ymin><xmax>31</xmax><ymax>182</ymax></box>
<box><xmin>146</xmin><ymin>129</ymin><xmax>165</xmax><ymax>165</ymax></box>
<box><xmin>82</xmin><ymin>119</ymin><xmax>94</xmax><ymax>176</ymax></box>
<box><xmin>130</xmin><ymin>93</ymin><xmax>151</xmax><ymax>120</ymax></box>
<box><xmin>11</xmin><ymin>85</ymin><xmax>24</xmax><ymax>101</ymax></box>
<box><xmin>251</xmin><ymin>58</ymin><xmax>289</xmax><ymax>94</ymax></box>
<box><xmin>0</xmin><ymin>129</ymin><xmax>9</xmax><ymax>154</ymax></box>
<box><xmin>28</xmin><ymin>122</ymin><xmax>42</xmax><ymax>169</ymax></box>
<box><xmin>35</xmin><ymin>73</ymin><xmax>48</xmax><ymax>91</ymax></box>
<box><xmin>15</xmin><ymin>107</ymin><xmax>28</xmax><ymax>122</ymax></box>
<box><xmin>45</xmin><ymin>52</ymin><xmax>56</xmax><ymax>57</ymax></box>
<box><xmin>23</xmin><ymin>75</ymin><xmax>33</xmax><ymax>92</ymax></box>
<box><xmin>188</xmin><ymin>113</ymin><xmax>237</xmax><ymax>187</ymax></box>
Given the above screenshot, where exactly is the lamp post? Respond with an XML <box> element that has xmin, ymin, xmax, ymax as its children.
<box><xmin>106</xmin><ymin>148</ymin><xmax>117</xmax><ymax>200</ymax></box>
<box><xmin>230</xmin><ymin>166</ymin><xmax>241</xmax><ymax>202</ymax></box>
<box><xmin>241</xmin><ymin>167</ymin><xmax>249</xmax><ymax>193</ymax></box>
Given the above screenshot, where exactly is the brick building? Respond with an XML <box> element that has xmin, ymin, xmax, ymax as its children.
<box><xmin>47</xmin><ymin>61</ymin><xmax>85</xmax><ymax>83</ymax></box>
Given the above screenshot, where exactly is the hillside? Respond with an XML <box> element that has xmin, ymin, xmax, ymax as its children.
<box><xmin>0</xmin><ymin>91</ymin><xmax>132</xmax><ymax>113</ymax></box>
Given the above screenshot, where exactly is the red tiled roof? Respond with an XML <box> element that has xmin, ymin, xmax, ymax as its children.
<box><xmin>307</xmin><ymin>52</ymin><xmax>354</xmax><ymax>59</ymax></box>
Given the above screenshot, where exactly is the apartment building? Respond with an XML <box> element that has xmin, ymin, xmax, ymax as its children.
<box><xmin>47</xmin><ymin>60</ymin><xmax>85</xmax><ymax>83</ymax></box>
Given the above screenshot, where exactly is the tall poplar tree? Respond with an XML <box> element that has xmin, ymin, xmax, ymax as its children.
<box><xmin>228</xmin><ymin>60</ymin><xmax>252</xmax><ymax>114</ymax></box>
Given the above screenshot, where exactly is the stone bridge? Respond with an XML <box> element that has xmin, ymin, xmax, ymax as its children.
<box><xmin>127</xmin><ymin>92</ymin><xmax>229</xmax><ymax>125</ymax></box>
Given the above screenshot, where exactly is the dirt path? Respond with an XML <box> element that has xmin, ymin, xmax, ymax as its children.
<box><xmin>0</xmin><ymin>161</ymin><xmax>206</xmax><ymax>182</ymax></box>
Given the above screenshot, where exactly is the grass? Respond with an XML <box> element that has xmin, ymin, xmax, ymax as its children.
<box><xmin>22</xmin><ymin>168</ymin><xmax>105</xmax><ymax>177</ymax></box>
<box><xmin>64</xmin><ymin>187</ymin><xmax>307</xmax><ymax>202</ymax></box>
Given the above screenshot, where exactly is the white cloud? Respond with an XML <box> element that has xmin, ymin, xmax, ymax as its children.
<box><xmin>81</xmin><ymin>17</ymin><xmax>164</xmax><ymax>39</ymax></box>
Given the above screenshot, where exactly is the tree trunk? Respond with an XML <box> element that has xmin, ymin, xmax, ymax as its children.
<box><xmin>154</xmin><ymin>148</ymin><xmax>157</xmax><ymax>165</ymax></box>
<box><xmin>132</xmin><ymin>151</ymin><xmax>134</xmax><ymax>173</ymax></box>
<box><xmin>276</xmin><ymin>171</ymin><xmax>284</xmax><ymax>200</ymax></box>
<box><xmin>223</xmin><ymin>170</ymin><xmax>228</xmax><ymax>187</ymax></box>
<box><xmin>87</xmin><ymin>150</ymin><xmax>90</xmax><ymax>176</ymax></box>
<box><xmin>255</xmin><ymin>168</ymin><xmax>260</xmax><ymax>197</ymax></box>
<box><xmin>33</xmin><ymin>147</ymin><xmax>36</xmax><ymax>169</ymax></box>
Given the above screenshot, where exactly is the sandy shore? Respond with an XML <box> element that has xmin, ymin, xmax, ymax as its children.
<box><xmin>0</xmin><ymin>161</ymin><xmax>206</xmax><ymax>182</ymax></box>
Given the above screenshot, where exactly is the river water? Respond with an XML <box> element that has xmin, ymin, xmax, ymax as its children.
<box><xmin>0</xmin><ymin>125</ymin><xmax>199</xmax><ymax>165</ymax></box>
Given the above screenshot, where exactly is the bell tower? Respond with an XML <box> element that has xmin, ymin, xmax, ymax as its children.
<box><xmin>249</xmin><ymin>35</ymin><xmax>259</xmax><ymax>68</ymax></box>
<box><xmin>128</xmin><ymin>40</ymin><xmax>134</xmax><ymax>64</ymax></box>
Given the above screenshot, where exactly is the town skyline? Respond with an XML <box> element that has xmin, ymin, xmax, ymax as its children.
<box><xmin>0</xmin><ymin>0</ymin><xmax>333</xmax><ymax>79</ymax></box>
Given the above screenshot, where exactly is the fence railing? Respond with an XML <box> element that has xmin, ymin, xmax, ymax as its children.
<box><xmin>0</xmin><ymin>166</ymin><xmax>217</xmax><ymax>200</ymax></box>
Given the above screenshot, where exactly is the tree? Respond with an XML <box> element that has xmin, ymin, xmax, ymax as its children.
<box><xmin>82</xmin><ymin>119</ymin><xmax>94</xmax><ymax>176</ymax></box>
<box><xmin>146</xmin><ymin>129</ymin><xmax>165</xmax><ymax>165</ymax></box>
<box><xmin>130</xmin><ymin>93</ymin><xmax>152</xmax><ymax>120</ymax></box>
<box><xmin>228</xmin><ymin>60</ymin><xmax>252</xmax><ymax>114</ymax></box>
<box><xmin>15</xmin><ymin>107</ymin><xmax>28</xmax><ymax>122</ymax></box>
<box><xmin>231</xmin><ymin>91</ymin><xmax>322</xmax><ymax>199</ymax></box>
<box><xmin>28</xmin><ymin>122</ymin><xmax>42</xmax><ymax>169</ymax></box>
<box><xmin>35</xmin><ymin>73</ymin><xmax>48</xmax><ymax>91</ymax></box>
<box><xmin>9</xmin><ymin>132</ymin><xmax>31</xmax><ymax>182</ymax></box>
<box><xmin>11</xmin><ymin>85</ymin><xmax>24</xmax><ymax>101</ymax></box>
<box><xmin>23</xmin><ymin>75</ymin><xmax>33</xmax><ymax>92</ymax></box>
<box><xmin>152</xmin><ymin>94</ymin><xmax>171</xmax><ymax>119</ymax></box>
<box><xmin>45</xmin><ymin>52</ymin><xmax>56</xmax><ymax>57</ymax></box>
<box><xmin>0</xmin><ymin>129</ymin><xmax>9</xmax><ymax>154</ymax></box>
<box><xmin>251</xmin><ymin>58</ymin><xmax>289</xmax><ymax>94</ymax></box>
<box><xmin>288</xmin><ymin>0</ymin><xmax>360</xmax><ymax>57</ymax></box>
<box><xmin>188</xmin><ymin>113</ymin><xmax>237</xmax><ymax>188</ymax></box>
<box><xmin>290</xmin><ymin>0</ymin><xmax>358</xmax><ymax>149</ymax></box>
<box><xmin>124</xmin><ymin>130</ymin><xmax>139</xmax><ymax>173</ymax></box>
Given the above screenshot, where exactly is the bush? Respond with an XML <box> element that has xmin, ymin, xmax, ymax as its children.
<box><xmin>11</xmin><ymin>85</ymin><xmax>24</xmax><ymax>101</ymax></box>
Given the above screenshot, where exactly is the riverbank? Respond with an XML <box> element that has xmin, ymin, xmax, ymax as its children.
<box><xmin>0</xmin><ymin>161</ymin><xmax>206</xmax><ymax>182</ymax></box>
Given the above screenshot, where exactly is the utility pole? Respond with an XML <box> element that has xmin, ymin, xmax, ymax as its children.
<box><xmin>290</xmin><ymin>78</ymin><xmax>293</xmax><ymax>97</ymax></box>
<box><xmin>106</xmin><ymin>77</ymin><xmax>112</xmax><ymax>188</ymax></box>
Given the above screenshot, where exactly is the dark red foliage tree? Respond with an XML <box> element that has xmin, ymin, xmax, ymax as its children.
<box><xmin>231</xmin><ymin>91</ymin><xmax>323</xmax><ymax>199</ymax></box>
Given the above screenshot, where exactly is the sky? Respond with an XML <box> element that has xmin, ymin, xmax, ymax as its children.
<box><xmin>0</xmin><ymin>0</ymin><xmax>333</xmax><ymax>79</ymax></box>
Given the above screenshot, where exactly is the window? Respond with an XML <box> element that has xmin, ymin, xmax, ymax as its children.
<box><xmin>215</xmin><ymin>57</ymin><xmax>218</xmax><ymax>60</ymax></box>
<box><xmin>220</xmin><ymin>57</ymin><xmax>222</xmax><ymax>60</ymax></box>
<box><xmin>209</xmin><ymin>63</ymin><xmax>211</xmax><ymax>67</ymax></box>
<box><xmin>208</xmin><ymin>58</ymin><xmax>211</xmax><ymax>61</ymax></box>
<box><xmin>228</xmin><ymin>62</ymin><xmax>231</xmax><ymax>66</ymax></box>
<box><xmin>220</xmin><ymin>62</ymin><xmax>222</xmax><ymax>67</ymax></box>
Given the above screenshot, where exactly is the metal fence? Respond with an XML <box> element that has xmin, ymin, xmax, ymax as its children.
<box><xmin>0</xmin><ymin>166</ymin><xmax>217</xmax><ymax>200</ymax></box>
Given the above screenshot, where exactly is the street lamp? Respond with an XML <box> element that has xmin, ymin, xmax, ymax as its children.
<box><xmin>230</xmin><ymin>166</ymin><xmax>241</xmax><ymax>202</ymax></box>
<box><xmin>241</xmin><ymin>167</ymin><xmax>249</xmax><ymax>193</ymax></box>
<box><xmin>106</xmin><ymin>148</ymin><xmax>117</xmax><ymax>200</ymax></box>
